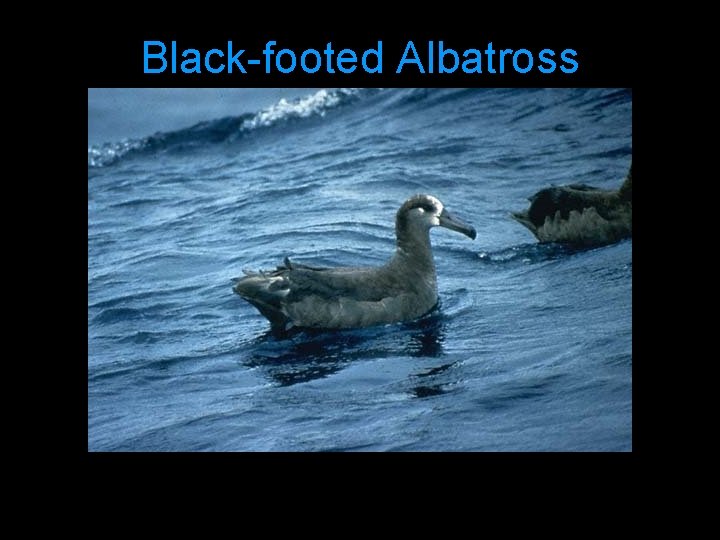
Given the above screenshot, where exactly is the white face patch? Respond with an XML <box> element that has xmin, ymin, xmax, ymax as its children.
<box><xmin>411</xmin><ymin>196</ymin><xmax>444</xmax><ymax>227</ymax></box>
<box><xmin>427</xmin><ymin>196</ymin><xmax>443</xmax><ymax>213</ymax></box>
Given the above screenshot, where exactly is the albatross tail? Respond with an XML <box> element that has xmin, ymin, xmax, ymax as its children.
<box><xmin>510</xmin><ymin>210</ymin><xmax>539</xmax><ymax>238</ymax></box>
<box><xmin>232</xmin><ymin>267</ymin><xmax>291</xmax><ymax>328</ymax></box>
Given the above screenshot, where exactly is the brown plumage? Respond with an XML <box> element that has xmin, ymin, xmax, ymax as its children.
<box><xmin>233</xmin><ymin>194</ymin><xmax>476</xmax><ymax>330</ymax></box>
<box><xmin>511</xmin><ymin>163</ymin><xmax>632</xmax><ymax>247</ymax></box>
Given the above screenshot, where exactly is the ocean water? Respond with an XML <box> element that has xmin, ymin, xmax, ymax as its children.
<box><xmin>88</xmin><ymin>88</ymin><xmax>632</xmax><ymax>451</ymax></box>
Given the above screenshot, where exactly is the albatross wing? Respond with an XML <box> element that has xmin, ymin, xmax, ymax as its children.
<box><xmin>234</xmin><ymin>258</ymin><xmax>416</xmax><ymax>329</ymax></box>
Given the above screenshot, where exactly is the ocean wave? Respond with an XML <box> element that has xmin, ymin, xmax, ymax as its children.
<box><xmin>88</xmin><ymin>88</ymin><xmax>367</xmax><ymax>168</ymax></box>
<box><xmin>240</xmin><ymin>88</ymin><xmax>361</xmax><ymax>130</ymax></box>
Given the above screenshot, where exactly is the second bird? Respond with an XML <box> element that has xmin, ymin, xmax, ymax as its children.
<box><xmin>511</xmin><ymin>163</ymin><xmax>632</xmax><ymax>247</ymax></box>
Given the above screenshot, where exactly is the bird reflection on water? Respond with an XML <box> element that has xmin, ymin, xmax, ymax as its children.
<box><xmin>243</xmin><ymin>309</ymin><xmax>447</xmax><ymax>388</ymax></box>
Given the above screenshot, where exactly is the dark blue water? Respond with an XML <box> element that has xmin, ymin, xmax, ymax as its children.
<box><xmin>88</xmin><ymin>88</ymin><xmax>632</xmax><ymax>451</ymax></box>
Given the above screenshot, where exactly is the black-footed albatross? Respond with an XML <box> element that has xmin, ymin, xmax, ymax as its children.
<box><xmin>233</xmin><ymin>194</ymin><xmax>476</xmax><ymax>330</ymax></box>
<box><xmin>511</xmin><ymin>163</ymin><xmax>632</xmax><ymax>247</ymax></box>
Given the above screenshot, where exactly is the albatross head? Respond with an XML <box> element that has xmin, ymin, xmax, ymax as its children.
<box><xmin>398</xmin><ymin>194</ymin><xmax>477</xmax><ymax>240</ymax></box>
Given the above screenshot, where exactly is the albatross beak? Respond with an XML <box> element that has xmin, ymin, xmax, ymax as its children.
<box><xmin>439</xmin><ymin>208</ymin><xmax>477</xmax><ymax>239</ymax></box>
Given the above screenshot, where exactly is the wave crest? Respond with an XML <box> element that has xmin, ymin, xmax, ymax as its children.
<box><xmin>88</xmin><ymin>88</ymin><xmax>366</xmax><ymax>168</ymax></box>
<box><xmin>241</xmin><ymin>88</ymin><xmax>360</xmax><ymax>130</ymax></box>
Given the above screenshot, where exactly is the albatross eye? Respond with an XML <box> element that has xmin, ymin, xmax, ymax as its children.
<box><xmin>415</xmin><ymin>203</ymin><xmax>435</xmax><ymax>213</ymax></box>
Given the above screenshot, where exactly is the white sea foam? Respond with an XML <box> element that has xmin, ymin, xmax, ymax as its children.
<box><xmin>88</xmin><ymin>139</ymin><xmax>147</xmax><ymax>168</ymax></box>
<box><xmin>240</xmin><ymin>88</ymin><xmax>360</xmax><ymax>130</ymax></box>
